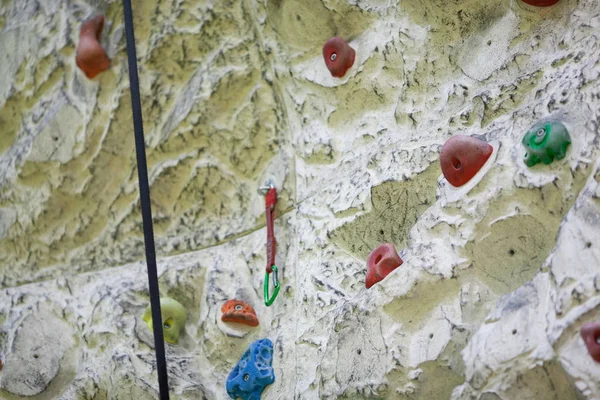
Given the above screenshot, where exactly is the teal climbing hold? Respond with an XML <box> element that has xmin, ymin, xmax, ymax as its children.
<box><xmin>226</xmin><ymin>338</ymin><xmax>275</xmax><ymax>400</ymax></box>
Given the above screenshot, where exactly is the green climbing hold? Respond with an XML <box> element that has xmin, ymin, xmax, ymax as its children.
<box><xmin>522</xmin><ymin>121</ymin><xmax>571</xmax><ymax>167</ymax></box>
<box><xmin>142</xmin><ymin>297</ymin><xmax>187</xmax><ymax>344</ymax></box>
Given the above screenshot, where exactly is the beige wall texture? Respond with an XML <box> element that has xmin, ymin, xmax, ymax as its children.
<box><xmin>0</xmin><ymin>0</ymin><xmax>599</xmax><ymax>399</ymax></box>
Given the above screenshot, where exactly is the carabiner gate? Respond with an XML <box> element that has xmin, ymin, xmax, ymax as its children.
<box><xmin>264</xmin><ymin>265</ymin><xmax>280</xmax><ymax>307</ymax></box>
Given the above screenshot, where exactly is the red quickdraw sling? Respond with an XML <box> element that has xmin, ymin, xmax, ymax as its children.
<box><xmin>260</xmin><ymin>182</ymin><xmax>280</xmax><ymax>306</ymax></box>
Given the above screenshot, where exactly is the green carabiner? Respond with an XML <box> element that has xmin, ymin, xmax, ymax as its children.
<box><xmin>264</xmin><ymin>265</ymin><xmax>280</xmax><ymax>307</ymax></box>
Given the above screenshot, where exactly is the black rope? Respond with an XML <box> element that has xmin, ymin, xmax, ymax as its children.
<box><xmin>121</xmin><ymin>0</ymin><xmax>170</xmax><ymax>398</ymax></box>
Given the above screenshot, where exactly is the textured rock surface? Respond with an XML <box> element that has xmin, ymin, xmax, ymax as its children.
<box><xmin>0</xmin><ymin>305</ymin><xmax>76</xmax><ymax>396</ymax></box>
<box><xmin>0</xmin><ymin>0</ymin><xmax>599</xmax><ymax>399</ymax></box>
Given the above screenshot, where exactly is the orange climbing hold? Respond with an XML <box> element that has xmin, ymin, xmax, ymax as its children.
<box><xmin>366</xmin><ymin>244</ymin><xmax>403</xmax><ymax>289</ymax></box>
<box><xmin>440</xmin><ymin>135</ymin><xmax>493</xmax><ymax>187</ymax></box>
<box><xmin>521</xmin><ymin>0</ymin><xmax>559</xmax><ymax>6</ymax></box>
<box><xmin>323</xmin><ymin>37</ymin><xmax>355</xmax><ymax>78</ymax></box>
<box><xmin>221</xmin><ymin>299</ymin><xmax>259</xmax><ymax>327</ymax></box>
<box><xmin>581</xmin><ymin>322</ymin><xmax>600</xmax><ymax>363</ymax></box>
<box><xmin>76</xmin><ymin>15</ymin><xmax>111</xmax><ymax>79</ymax></box>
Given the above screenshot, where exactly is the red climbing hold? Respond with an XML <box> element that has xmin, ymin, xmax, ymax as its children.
<box><xmin>440</xmin><ymin>135</ymin><xmax>493</xmax><ymax>187</ymax></box>
<box><xmin>76</xmin><ymin>15</ymin><xmax>111</xmax><ymax>79</ymax></box>
<box><xmin>366</xmin><ymin>244</ymin><xmax>403</xmax><ymax>289</ymax></box>
<box><xmin>323</xmin><ymin>37</ymin><xmax>355</xmax><ymax>78</ymax></box>
<box><xmin>581</xmin><ymin>322</ymin><xmax>600</xmax><ymax>363</ymax></box>
<box><xmin>221</xmin><ymin>299</ymin><xmax>259</xmax><ymax>327</ymax></box>
<box><xmin>521</xmin><ymin>0</ymin><xmax>559</xmax><ymax>6</ymax></box>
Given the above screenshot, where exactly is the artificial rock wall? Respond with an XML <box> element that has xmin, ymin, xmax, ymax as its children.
<box><xmin>0</xmin><ymin>0</ymin><xmax>599</xmax><ymax>399</ymax></box>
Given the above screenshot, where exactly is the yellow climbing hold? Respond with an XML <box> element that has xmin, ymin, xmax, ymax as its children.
<box><xmin>142</xmin><ymin>298</ymin><xmax>187</xmax><ymax>344</ymax></box>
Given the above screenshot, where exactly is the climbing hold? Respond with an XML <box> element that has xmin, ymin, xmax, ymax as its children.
<box><xmin>221</xmin><ymin>299</ymin><xmax>259</xmax><ymax>327</ymax></box>
<box><xmin>76</xmin><ymin>15</ymin><xmax>111</xmax><ymax>79</ymax></box>
<box><xmin>366</xmin><ymin>244</ymin><xmax>403</xmax><ymax>289</ymax></box>
<box><xmin>580</xmin><ymin>322</ymin><xmax>600</xmax><ymax>363</ymax></box>
<box><xmin>323</xmin><ymin>37</ymin><xmax>355</xmax><ymax>78</ymax></box>
<box><xmin>521</xmin><ymin>0</ymin><xmax>559</xmax><ymax>6</ymax></box>
<box><xmin>440</xmin><ymin>135</ymin><xmax>493</xmax><ymax>187</ymax></box>
<box><xmin>522</xmin><ymin>121</ymin><xmax>571</xmax><ymax>167</ymax></box>
<box><xmin>142</xmin><ymin>297</ymin><xmax>187</xmax><ymax>345</ymax></box>
<box><xmin>226</xmin><ymin>338</ymin><xmax>275</xmax><ymax>400</ymax></box>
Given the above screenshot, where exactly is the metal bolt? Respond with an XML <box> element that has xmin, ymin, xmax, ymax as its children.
<box><xmin>330</xmin><ymin>53</ymin><xmax>337</xmax><ymax>61</ymax></box>
<box><xmin>257</xmin><ymin>179</ymin><xmax>275</xmax><ymax>195</ymax></box>
<box><xmin>243</xmin><ymin>374</ymin><xmax>250</xmax><ymax>382</ymax></box>
<box><xmin>536</xmin><ymin>128</ymin><xmax>545</xmax><ymax>137</ymax></box>
<box><xmin>235</xmin><ymin>304</ymin><xmax>243</xmax><ymax>311</ymax></box>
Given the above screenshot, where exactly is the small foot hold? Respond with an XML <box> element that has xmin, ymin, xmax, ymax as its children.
<box><xmin>76</xmin><ymin>15</ymin><xmax>111</xmax><ymax>79</ymax></box>
<box><xmin>366</xmin><ymin>243</ymin><xmax>403</xmax><ymax>289</ymax></box>
<box><xmin>440</xmin><ymin>135</ymin><xmax>493</xmax><ymax>187</ymax></box>
<box><xmin>581</xmin><ymin>322</ymin><xmax>600</xmax><ymax>363</ymax></box>
<box><xmin>521</xmin><ymin>0</ymin><xmax>560</xmax><ymax>6</ymax></box>
<box><xmin>142</xmin><ymin>297</ymin><xmax>187</xmax><ymax>345</ymax></box>
<box><xmin>522</xmin><ymin>121</ymin><xmax>571</xmax><ymax>167</ymax></box>
<box><xmin>323</xmin><ymin>37</ymin><xmax>355</xmax><ymax>78</ymax></box>
<box><xmin>221</xmin><ymin>299</ymin><xmax>259</xmax><ymax>327</ymax></box>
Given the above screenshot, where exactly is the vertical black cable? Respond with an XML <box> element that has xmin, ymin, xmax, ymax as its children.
<box><xmin>121</xmin><ymin>0</ymin><xmax>170</xmax><ymax>398</ymax></box>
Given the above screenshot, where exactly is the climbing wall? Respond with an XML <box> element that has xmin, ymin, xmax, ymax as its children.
<box><xmin>0</xmin><ymin>0</ymin><xmax>599</xmax><ymax>398</ymax></box>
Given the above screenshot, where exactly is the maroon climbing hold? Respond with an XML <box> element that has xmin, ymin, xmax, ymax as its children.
<box><xmin>440</xmin><ymin>135</ymin><xmax>493</xmax><ymax>187</ymax></box>
<box><xmin>221</xmin><ymin>299</ymin><xmax>259</xmax><ymax>327</ymax></box>
<box><xmin>76</xmin><ymin>15</ymin><xmax>111</xmax><ymax>79</ymax></box>
<box><xmin>366</xmin><ymin>244</ymin><xmax>403</xmax><ymax>289</ymax></box>
<box><xmin>521</xmin><ymin>0</ymin><xmax>559</xmax><ymax>6</ymax></box>
<box><xmin>581</xmin><ymin>322</ymin><xmax>600</xmax><ymax>363</ymax></box>
<box><xmin>323</xmin><ymin>37</ymin><xmax>355</xmax><ymax>78</ymax></box>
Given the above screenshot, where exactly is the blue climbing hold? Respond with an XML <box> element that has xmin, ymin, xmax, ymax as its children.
<box><xmin>226</xmin><ymin>338</ymin><xmax>275</xmax><ymax>400</ymax></box>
